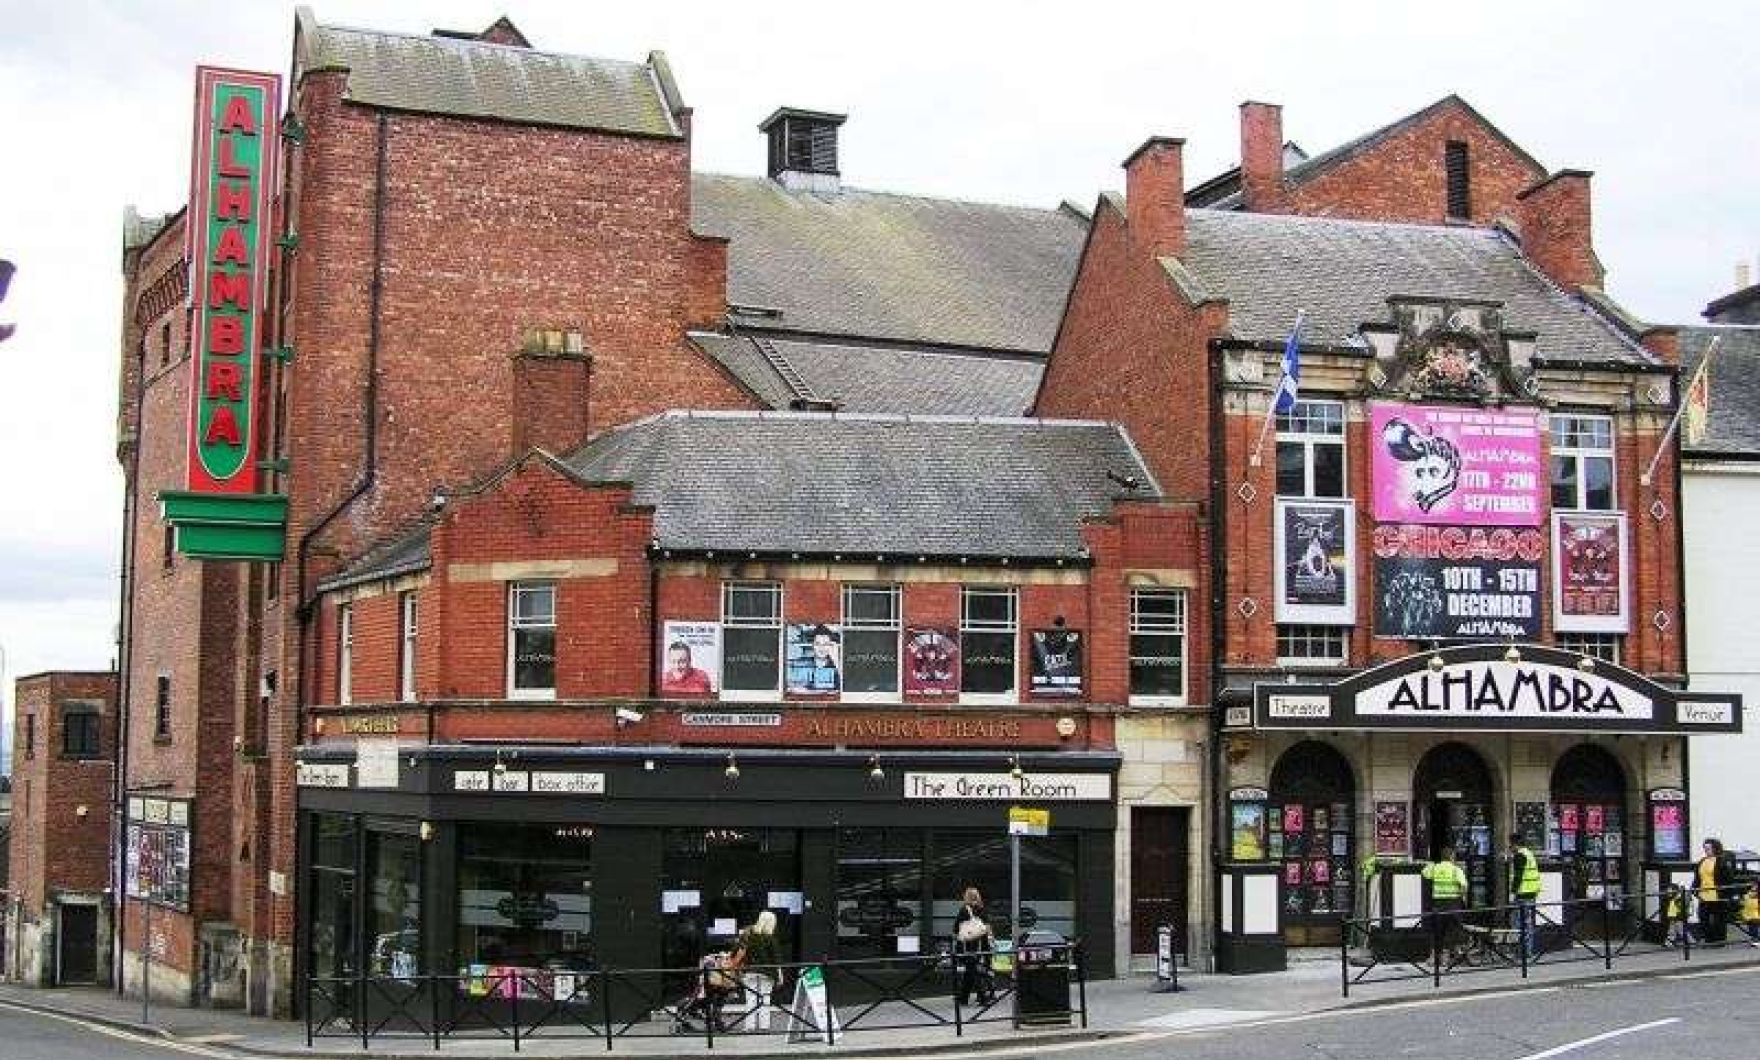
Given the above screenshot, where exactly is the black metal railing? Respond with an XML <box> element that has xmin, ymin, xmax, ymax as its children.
<box><xmin>306</xmin><ymin>942</ymin><xmax>1087</xmax><ymax>1050</ymax></box>
<box><xmin>1339</xmin><ymin>887</ymin><xmax>1755</xmax><ymax>997</ymax></box>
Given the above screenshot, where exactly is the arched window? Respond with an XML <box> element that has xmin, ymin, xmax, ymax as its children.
<box><xmin>1551</xmin><ymin>744</ymin><xmax>1628</xmax><ymax>900</ymax></box>
<box><xmin>1413</xmin><ymin>742</ymin><xmax>1497</xmax><ymax>907</ymax></box>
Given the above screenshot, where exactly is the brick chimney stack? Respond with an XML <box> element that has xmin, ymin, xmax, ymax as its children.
<box><xmin>1240</xmin><ymin>101</ymin><xmax>1286</xmax><ymax>212</ymax></box>
<box><xmin>1516</xmin><ymin>170</ymin><xmax>1603</xmax><ymax>292</ymax></box>
<box><xmin>1124</xmin><ymin>137</ymin><xmax>1187</xmax><ymax>259</ymax></box>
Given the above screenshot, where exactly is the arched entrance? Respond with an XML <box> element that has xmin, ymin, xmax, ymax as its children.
<box><xmin>1551</xmin><ymin>744</ymin><xmax>1628</xmax><ymax>900</ymax></box>
<box><xmin>1268</xmin><ymin>741</ymin><xmax>1355</xmax><ymax>946</ymax></box>
<box><xmin>1413</xmin><ymin>742</ymin><xmax>1497</xmax><ymax>908</ymax></box>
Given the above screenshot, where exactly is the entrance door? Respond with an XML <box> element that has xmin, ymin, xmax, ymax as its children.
<box><xmin>57</xmin><ymin>904</ymin><xmax>99</xmax><ymax>985</ymax></box>
<box><xmin>1413</xmin><ymin>742</ymin><xmax>1497</xmax><ymax>908</ymax></box>
<box><xmin>1130</xmin><ymin>808</ymin><xmax>1189</xmax><ymax>953</ymax></box>
<box><xmin>660</xmin><ymin>828</ymin><xmax>801</xmax><ymax>969</ymax></box>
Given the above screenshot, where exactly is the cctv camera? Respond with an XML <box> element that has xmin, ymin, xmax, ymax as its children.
<box><xmin>615</xmin><ymin>708</ymin><xmax>645</xmax><ymax>726</ymax></box>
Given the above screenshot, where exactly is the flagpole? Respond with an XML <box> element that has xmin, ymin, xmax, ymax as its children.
<box><xmin>1248</xmin><ymin>311</ymin><xmax>1305</xmax><ymax>468</ymax></box>
<box><xmin>1640</xmin><ymin>336</ymin><xmax>1718</xmax><ymax>488</ymax></box>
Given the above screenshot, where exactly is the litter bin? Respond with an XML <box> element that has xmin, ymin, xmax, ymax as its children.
<box><xmin>1013</xmin><ymin>930</ymin><xmax>1071</xmax><ymax>1026</ymax></box>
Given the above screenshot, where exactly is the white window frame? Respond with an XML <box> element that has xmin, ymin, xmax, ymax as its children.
<box><xmin>1549</xmin><ymin>414</ymin><xmax>1617</xmax><ymax>512</ymax></box>
<box><xmin>1556</xmin><ymin>632</ymin><xmax>1622</xmax><ymax>665</ymax></box>
<box><xmin>841</xmin><ymin>584</ymin><xmax>902</xmax><ymax>703</ymax></box>
<box><xmin>960</xmin><ymin>586</ymin><xmax>1018</xmax><ymax>705</ymax></box>
<box><xmin>337</xmin><ymin>603</ymin><xmax>353</xmax><ymax>706</ymax></box>
<box><xmin>720</xmin><ymin>582</ymin><xmax>783</xmax><ymax>702</ymax></box>
<box><xmin>1276</xmin><ymin>624</ymin><xmax>1349</xmax><ymax>668</ymax></box>
<box><xmin>1275</xmin><ymin>399</ymin><xmax>1347</xmax><ymax>499</ymax></box>
<box><xmin>1128</xmin><ymin>589</ymin><xmax>1188</xmax><ymax>706</ymax></box>
<box><xmin>507</xmin><ymin>581</ymin><xmax>557</xmax><ymax>701</ymax></box>
<box><xmin>398</xmin><ymin>591</ymin><xmax>418</xmax><ymax>703</ymax></box>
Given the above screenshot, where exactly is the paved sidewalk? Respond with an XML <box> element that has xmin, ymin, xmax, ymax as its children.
<box><xmin>3</xmin><ymin>944</ymin><xmax>1759</xmax><ymax>1059</ymax></box>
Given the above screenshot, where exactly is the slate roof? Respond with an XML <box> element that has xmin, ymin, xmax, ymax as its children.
<box><xmin>562</xmin><ymin>411</ymin><xmax>1156</xmax><ymax>558</ymax></box>
<box><xmin>691</xmin><ymin>333</ymin><xmax>1043</xmax><ymax>416</ymax></box>
<box><xmin>1172</xmin><ymin>207</ymin><xmax>1654</xmax><ymax>365</ymax></box>
<box><xmin>295</xmin><ymin>8</ymin><xmax>680</xmax><ymax>138</ymax></box>
<box><xmin>691</xmin><ymin>174</ymin><xmax>1086</xmax><ymax>353</ymax></box>
<box><xmin>316</xmin><ymin>520</ymin><xmax>436</xmax><ymax>592</ymax></box>
<box><xmin>1681</xmin><ymin>326</ymin><xmax>1760</xmax><ymax>457</ymax></box>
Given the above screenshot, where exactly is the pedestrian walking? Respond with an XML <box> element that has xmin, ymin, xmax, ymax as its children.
<box><xmin>1662</xmin><ymin>884</ymin><xmax>1688</xmax><ymax>948</ymax></box>
<box><xmin>953</xmin><ymin>886</ymin><xmax>995</xmax><ymax>1007</ymax></box>
<box><xmin>1739</xmin><ymin>879</ymin><xmax>1760</xmax><ymax>946</ymax></box>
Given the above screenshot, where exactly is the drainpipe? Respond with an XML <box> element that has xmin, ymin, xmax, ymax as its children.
<box><xmin>1205</xmin><ymin>337</ymin><xmax>1230</xmax><ymax>968</ymax></box>
<box><xmin>114</xmin><ymin>332</ymin><xmax>148</xmax><ymax>994</ymax></box>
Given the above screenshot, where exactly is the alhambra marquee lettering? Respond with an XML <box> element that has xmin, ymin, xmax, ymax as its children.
<box><xmin>1357</xmin><ymin>660</ymin><xmax>1651</xmax><ymax>721</ymax></box>
<box><xmin>1252</xmin><ymin>645</ymin><xmax>1743</xmax><ymax>734</ymax></box>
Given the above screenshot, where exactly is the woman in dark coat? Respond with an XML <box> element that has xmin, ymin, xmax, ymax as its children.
<box><xmin>952</xmin><ymin>886</ymin><xmax>995</xmax><ymax>1006</ymax></box>
<box><xmin>1695</xmin><ymin>838</ymin><xmax>1738</xmax><ymax>943</ymax></box>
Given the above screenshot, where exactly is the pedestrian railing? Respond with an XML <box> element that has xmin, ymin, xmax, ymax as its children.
<box><xmin>1339</xmin><ymin>887</ymin><xmax>1751</xmax><ymax>997</ymax></box>
<box><xmin>306</xmin><ymin>942</ymin><xmax>1086</xmax><ymax>1051</ymax></box>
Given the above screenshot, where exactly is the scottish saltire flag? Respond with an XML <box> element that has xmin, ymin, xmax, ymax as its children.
<box><xmin>1272</xmin><ymin>312</ymin><xmax>1304</xmax><ymax>414</ymax></box>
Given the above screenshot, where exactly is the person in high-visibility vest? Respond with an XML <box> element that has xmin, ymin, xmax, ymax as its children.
<box><xmin>1508</xmin><ymin>833</ymin><xmax>1542</xmax><ymax>958</ymax></box>
<box><xmin>1421</xmin><ymin>846</ymin><xmax>1469</xmax><ymax>967</ymax></box>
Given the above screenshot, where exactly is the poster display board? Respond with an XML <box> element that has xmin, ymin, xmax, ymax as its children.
<box><xmin>1552</xmin><ymin>512</ymin><xmax>1630</xmax><ymax>633</ymax></box>
<box><xmin>1275</xmin><ymin>499</ymin><xmax>1355</xmax><ymax>624</ymax></box>
<box><xmin>786</xmin><ymin>623</ymin><xmax>841</xmax><ymax>695</ymax></box>
<box><xmin>1229</xmin><ymin>789</ymin><xmax>1269</xmax><ymax>860</ymax></box>
<box><xmin>1372</xmin><ymin>524</ymin><xmax>1543</xmax><ymax>639</ymax></box>
<box><xmin>903</xmin><ymin>627</ymin><xmax>959</xmax><ymax>696</ymax></box>
<box><xmin>1370</xmin><ymin>403</ymin><xmax>1544</xmax><ymax>526</ymax></box>
<box><xmin>126</xmin><ymin>822</ymin><xmax>192</xmax><ymax>910</ymax></box>
<box><xmin>1648</xmin><ymin>788</ymin><xmax>1688</xmax><ymax>860</ymax></box>
<box><xmin>659</xmin><ymin>622</ymin><xmax>721</xmax><ymax>696</ymax></box>
<box><xmin>1374</xmin><ymin>801</ymin><xmax>1409</xmax><ymax>856</ymax></box>
<box><xmin>1029</xmin><ymin>629</ymin><xmax>1083</xmax><ymax>696</ymax></box>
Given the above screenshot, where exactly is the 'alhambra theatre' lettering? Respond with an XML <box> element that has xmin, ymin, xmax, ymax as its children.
<box><xmin>184</xmin><ymin>67</ymin><xmax>280</xmax><ymax>495</ymax></box>
<box><xmin>1357</xmin><ymin>658</ymin><xmax>1652</xmax><ymax>724</ymax></box>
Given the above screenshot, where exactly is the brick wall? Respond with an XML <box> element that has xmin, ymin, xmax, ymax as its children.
<box><xmin>1276</xmin><ymin>99</ymin><xmax>1546</xmax><ymax>226</ymax></box>
<box><xmin>7</xmin><ymin>672</ymin><xmax>117</xmax><ymax>918</ymax></box>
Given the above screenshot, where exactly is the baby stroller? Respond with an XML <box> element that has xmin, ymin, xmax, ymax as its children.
<box><xmin>672</xmin><ymin>951</ymin><xmax>744</xmax><ymax>1034</ymax></box>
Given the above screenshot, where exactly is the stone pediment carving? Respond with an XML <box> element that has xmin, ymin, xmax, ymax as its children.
<box><xmin>1360</xmin><ymin>297</ymin><xmax>1538</xmax><ymax>403</ymax></box>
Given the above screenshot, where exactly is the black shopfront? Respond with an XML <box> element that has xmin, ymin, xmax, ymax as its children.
<box><xmin>294</xmin><ymin>746</ymin><xmax>1119</xmax><ymax>1014</ymax></box>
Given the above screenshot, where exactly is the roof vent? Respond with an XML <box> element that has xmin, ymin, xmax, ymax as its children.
<box><xmin>759</xmin><ymin>107</ymin><xmax>846</xmax><ymax>193</ymax></box>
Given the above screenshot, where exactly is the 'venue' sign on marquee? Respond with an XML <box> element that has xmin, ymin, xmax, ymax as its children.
<box><xmin>159</xmin><ymin>67</ymin><xmax>289</xmax><ymax>560</ymax></box>
<box><xmin>1253</xmin><ymin>645</ymin><xmax>1742</xmax><ymax>735</ymax></box>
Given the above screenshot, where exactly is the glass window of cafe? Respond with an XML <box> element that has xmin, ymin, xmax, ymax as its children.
<box><xmin>832</xmin><ymin>828</ymin><xmax>1078</xmax><ymax>960</ymax></box>
<box><xmin>456</xmin><ymin>824</ymin><xmax>595</xmax><ymax>974</ymax></box>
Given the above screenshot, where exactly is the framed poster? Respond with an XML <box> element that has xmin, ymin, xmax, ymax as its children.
<box><xmin>1648</xmin><ymin>788</ymin><xmax>1688</xmax><ymax>859</ymax></box>
<box><xmin>1375</xmin><ymin>801</ymin><xmax>1408</xmax><ymax>855</ymax></box>
<box><xmin>1552</xmin><ymin>512</ymin><xmax>1630</xmax><ymax>633</ymax></box>
<box><xmin>1230</xmin><ymin>801</ymin><xmax>1267</xmax><ymax>861</ymax></box>
<box><xmin>1275</xmin><ymin>499</ymin><xmax>1355</xmax><ymax>624</ymax></box>
<box><xmin>1029</xmin><ymin>629</ymin><xmax>1084</xmax><ymax>696</ymax></box>
<box><xmin>785</xmin><ymin>623</ymin><xmax>841</xmax><ymax>695</ymax></box>
<box><xmin>1514</xmin><ymin>802</ymin><xmax>1549</xmax><ymax>852</ymax></box>
<box><xmin>1372</xmin><ymin>524</ymin><xmax>1543</xmax><ymax>639</ymax></box>
<box><xmin>660</xmin><ymin>622</ymin><xmax>721</xmax><ymax>696</ymax></box>
<box><xmin>1370</xmin><ymin>403</ymin><xmax>1544</xmax><ymax>526</ymax></box>
<box><xmin>903</xmin><ymin>626</ymin><xmax>959</xmax><ymax>696</ymax></box>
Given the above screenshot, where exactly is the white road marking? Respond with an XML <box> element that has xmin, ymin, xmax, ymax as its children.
<box><xmin>1135</xmin><ymin>1007</ymin><xmax>1284</xmax><ymax>1029</ymax></box>
<box><xmin>1509</xmin><ymin>1018</ymin><xmax>1679</xmax><ymax>1060</ymax></box>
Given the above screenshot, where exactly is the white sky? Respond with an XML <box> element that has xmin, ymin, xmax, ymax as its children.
<box><xmin>0</xmin><ymin>0</ymin><xmax>1755</xmax><ymax>745</ymax></box>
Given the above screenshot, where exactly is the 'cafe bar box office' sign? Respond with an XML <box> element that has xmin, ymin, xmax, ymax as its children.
<box><xmin>1253</xmin><ymin>645</ymin><xmax>1742</xmax><ymax>735</ymax></box>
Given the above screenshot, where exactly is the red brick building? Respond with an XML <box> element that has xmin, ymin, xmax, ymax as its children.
<box><xmin>1039</xmin><ymin>100</ymin><xmax>1740</xmax><ymax>969</ymax></box>
<box><xmin>5</xmin><ymin>671</ymin><xmax>116</xmax><ymax>987</ymax></box>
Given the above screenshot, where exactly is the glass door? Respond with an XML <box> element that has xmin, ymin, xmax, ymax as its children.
<box><xmin>660</xmin><ymin>828</ymin><xmax>800</xmax><ymax>970</ymax></box>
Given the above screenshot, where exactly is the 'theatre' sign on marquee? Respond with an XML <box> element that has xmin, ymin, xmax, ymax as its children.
<box><xmin>160</xmin><ymin>67</ymin><xmax>288</xmax><ymax>561</ymax></box>
<box><xmin>187</xmin><ymin>67</ymin><xmax>277</xmax><ymax>492</ymax></box>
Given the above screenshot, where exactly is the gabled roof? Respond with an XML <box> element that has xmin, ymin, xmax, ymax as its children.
<box><xmin>316</xmin><ymin>520</ymin><xmax>435</xmax><ymax>593</ymax></box>
<box><xmin>1197</xmin><ymin>95</ymin><xmax>1546</xmax><ymax>211</ymax></box>
<box><xmin>1682</xmin><ymin>326</ymin><xmax>1760</xmax><ymax>457</ymax></box>
<box><xmin>1172</xmin><ymin>207</ymin><xmax>1654</xmax><ymax>365</ymax></box>
<box><xmin>294</xmin><ymin>7</ymin><xmax>680</xmax><ymax>138</ymax></box>
<box><xmin>690</xmin><ymin>333</ymin><xmax>1043</xmax><ymax>416</ymax></box>
<box><xmin>691</xmin><ymin>174</ymin><xmax>1086</xmax><ymax>353</ymax></box>
<box><xmin>1705</xmin><ymin>283</ymin><xmax>1760</xmax><ymax>322</ymax></box>
<box><xmin>562</xmin><ymin>411</ymin><xmax>1157</xmax><ymax>560</ymax></box>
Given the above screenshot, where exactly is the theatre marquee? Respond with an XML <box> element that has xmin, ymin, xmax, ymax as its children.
<box><xmin>1253</xmin><ymin>644</ymin><xmax>1741</xmax><ymax>734</ymax></box>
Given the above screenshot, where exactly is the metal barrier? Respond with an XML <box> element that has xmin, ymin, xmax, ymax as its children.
<box><xmin>305</xmin><ymin>942</ymin><xmax>1087</xmax><ymax>1050</ymax></box>
<box><xmin>1337</xmin><ymin>887</ymin><xmax>1754</xmax><ymax>997</ymax></box>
